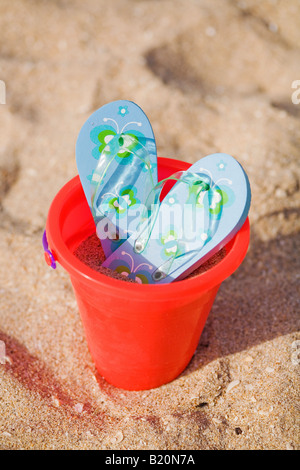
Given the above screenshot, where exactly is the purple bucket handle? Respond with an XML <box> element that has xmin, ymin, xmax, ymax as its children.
<box><xmin>42</xmin><ymin>230</ymin><xmax>56</xmax><ymax>269</ymax></box>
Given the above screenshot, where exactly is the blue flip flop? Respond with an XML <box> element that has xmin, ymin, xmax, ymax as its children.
<box><xmin>101</xmin><ymin>153</ymin><xmax>251</xmax><ymax>284</ymax></box>
<box><xmin>76</xmin><ymin>100</ymin><xmax>158</xmax><ymax>258</ymax></box>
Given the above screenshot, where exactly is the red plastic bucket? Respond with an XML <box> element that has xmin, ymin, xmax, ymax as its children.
<box><xmin>45</xmin><ymin>157</ymin><xmax>250</xmax><ymax>390</ymax></box>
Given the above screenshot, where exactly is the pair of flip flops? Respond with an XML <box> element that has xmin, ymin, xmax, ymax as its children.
<box><xmin>76</xmin><ymin>100</ymin><xmax>251</xmax><ymax>284</ymax></box>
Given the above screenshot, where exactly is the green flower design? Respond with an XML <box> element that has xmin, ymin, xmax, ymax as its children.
<box><xmin>160</xmin><ymin>229</ymin><xmax>179</xmax><ymax>257</ymax></box>
<box><xmin>209</xmin><ymin>189</ymin><xmax>228</xmax><ymax>215</ymax></box>
<box><xmin>188</xmin><ymin>180</ymin><xmax>210</xmax><ymax>208</ymax></box>
<box><xmin>108</xmin><ymin>186</ymin><xmax>139</xmax><ymax>216</ymax></box>
<box><xmin>90</xmin><ymin>125</ymin><xmax>146</xmax><ymax>163</ymax></box>
<box><xmin>91</xmin><ymin>126</ymin><xmax>116</xmax><ymax>159</ymax></box>
<box><xmin>196</xmin><ymin>187</ymin><xmax>231</xmax><ymax>218</ymax></box>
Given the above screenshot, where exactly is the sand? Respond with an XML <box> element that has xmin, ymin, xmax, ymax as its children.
<box><xmin>0</xmin><ymin>0</ymin><xmax>299</xmax><ymax>450</ymax></box>
<box><xmin>73</xmin><ymin>232</ymin><xmax>137</xmax><ymax>283</ymax></box>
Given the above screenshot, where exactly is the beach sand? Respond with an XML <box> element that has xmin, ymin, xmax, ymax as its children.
<box><xmin>0</xmin><ymin>0</ymin><xmax>299</xmax><ymax>450</ymax></box>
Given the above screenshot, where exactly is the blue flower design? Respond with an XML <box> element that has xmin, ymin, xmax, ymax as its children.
<box><xmin>164</xmin><ymin>193</ymin><xmax>179</xmax><ymax>206</ymax></box>
<box><xmin>118</xmin><ymin>106</ymin><xmax>129</xmax><ymax>117</ymax></box>
<box><xmin>217</xmin><ymin>160</ymin><xmax>227</xmax><ymax>171</ymax></box>
<box><xmin>141</xmin><ymin>161</ymin><xmax>157</xmax><ymax>174</ymax></box>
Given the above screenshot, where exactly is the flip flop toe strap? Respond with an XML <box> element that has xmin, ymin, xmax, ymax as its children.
<box><xmin>90</xmin><ymin>133</ymin><xmax>155</xmax><ymax>222</ymax></box>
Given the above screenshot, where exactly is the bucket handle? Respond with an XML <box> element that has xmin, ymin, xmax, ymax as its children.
<box><xmin>42</xmin><ymin>230</ymin><xmax>56</xmax><ymax>269</ymax></box>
